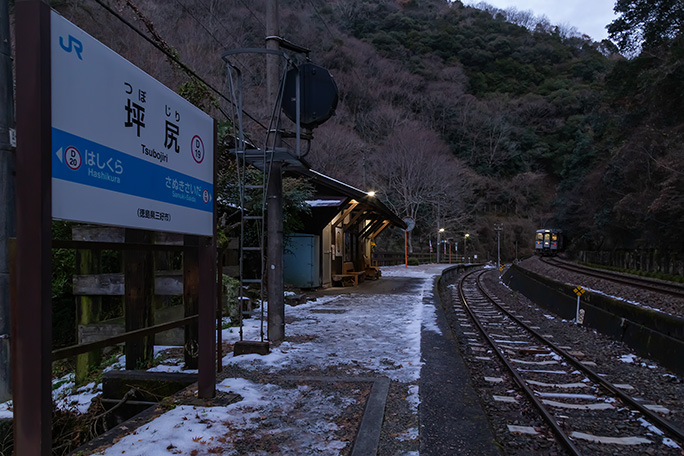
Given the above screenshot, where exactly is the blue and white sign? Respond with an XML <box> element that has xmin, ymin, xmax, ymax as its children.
<box><xmin>51</xmin><ymin>11</ymin><xmax>214</xmax><ymax>236</ymax></box>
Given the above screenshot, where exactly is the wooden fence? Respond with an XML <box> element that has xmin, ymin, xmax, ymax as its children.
<box><xmin>577</xmin><ymin>250</ymin><xmax>684</xmax><ymax>277</ymax></box>
<box><xmin>60</xmin><ymin>225</ymin><xmax>208</xmax><ymax>383</ymax></box>
<box><xmin>374</xmin><ymin>251</ymin><xmax>467</xmax><ymax>266</ymax></box>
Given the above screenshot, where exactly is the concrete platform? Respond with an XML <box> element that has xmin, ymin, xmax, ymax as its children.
<box><xmin>420</xmin><ymin>269</ymin><xmax>501</xmax><ymax>455</ymax></box>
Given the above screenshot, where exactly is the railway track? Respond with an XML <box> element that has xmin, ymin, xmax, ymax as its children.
<box><xmin>541</xmin><ymin>256</ymin><xmax>684</xmax><ymax>299</ymax></box>
<box><xmin>453</xmin><ymin>268</ymin><xmax>684</xmax><ymax>455</ymax></box>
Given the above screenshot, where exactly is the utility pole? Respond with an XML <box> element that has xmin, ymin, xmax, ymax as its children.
<box><xmin>265</xmin><ymin>0</ymin><xmax>284</xmax><ymax>344</ymax></box>
<box><xmin>494</xmin><ymin>224</ymin><xmax>503</xmax><ymax>269</ymax></box>
<box><xmin>0</xmin><ymin>0</ymin><xmax>15</xmax><ymax>402</ymax></box>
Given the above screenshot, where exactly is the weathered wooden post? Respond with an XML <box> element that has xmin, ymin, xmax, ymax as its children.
<box><xmin>75</xmin><ymin>247</ymin><xmax>102</xmax><ymax>383</ymax></box>
<box><xmin>124</xmin><ymin>229</ymin><xmax>154</xmax><ymax>370</ymax></box>
<box><xmin>183</xmin><ymin>235</ymin><xmax>200</xmax><ymax>369</ymax></box>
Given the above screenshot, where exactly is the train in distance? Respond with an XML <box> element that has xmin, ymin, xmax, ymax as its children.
<box><xmin>535</xmin><ymin>228</ymin><xmax>563</xmax><ymax>256</ymax></box>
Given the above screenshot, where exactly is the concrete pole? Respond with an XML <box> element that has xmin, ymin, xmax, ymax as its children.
<box><xmin>498</xmin><ymin>232</ymin><xmax>501</xmax><ymax>266</ymax></box>
<box><xmin>0</xmin><ymin>0</ymin><xmax>15</xmax><ymax>402</ymax></box>
<box><xmin>266</xmin><ymin>163</ymin><xmax>283</xmax><ymax>342</ymax></box>
<box><xmin>265</xmin><ymin>0</ymin><xmax>284</xmax><ymax>343</ymax></box>
<box><xmin>494</xmin><ymin>224</ymin><xmax>503</xmax><ymax>267</ymax></box>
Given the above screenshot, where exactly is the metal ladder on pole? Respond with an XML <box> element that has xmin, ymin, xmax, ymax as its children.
<box><xmin>224</xmin><ymin>59</ymin><xmax>291</xmax><ymax>344</ymax></box>
<box><xmin>225</xmin><ymin>63</ymin><xmax>269</xmax><ymax>343</ymax></box>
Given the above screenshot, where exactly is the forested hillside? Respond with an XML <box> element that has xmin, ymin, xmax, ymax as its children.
<box><xmin>48</xmin><ymin>0</ymin><xmax>684</xmax><ymax>261</ymax></box>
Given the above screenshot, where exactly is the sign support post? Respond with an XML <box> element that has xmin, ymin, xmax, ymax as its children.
<box><xmin>573</xmin><ymin>286</ymin><xmax>586</xmax><ymax>324</ymax></box>
<box><xmin>198</xmin><ymin>230</ymin><xmax>216</xmax><ymax>397</ymax></box>
<box><xmin>14</xmin><ymin>1</ymin><xmax>53</xmax><ymax>454</ymax></box>
<box><xmin>198</xmin><ymin>122</ymin><xmax>217</xmax><ymax>397</ymax></box>
<box><xmin>13</xmin><ymin>2</ymin><xmax>218</xmax><ymax>451</ymax></box>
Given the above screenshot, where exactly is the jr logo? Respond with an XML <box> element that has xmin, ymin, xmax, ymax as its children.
<box><xmin>59</xmin><ymin>35</ymin><xmax>83</xmax><ymax>60</ymax></box>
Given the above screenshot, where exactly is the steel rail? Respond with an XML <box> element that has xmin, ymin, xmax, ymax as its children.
<box><xmin>474</xmin><ymin>268</ymin><xmax>684</xmax><ymax>447</ymax></box>
<box><xmin>457</xmin><ymin>269</ymin><xmax>582</xmax><ymax>455</ymax></box>
<box><xmin>541</xmin><ymin>257</ymin><xmax>684</xmax><ymax>298</ymax></box>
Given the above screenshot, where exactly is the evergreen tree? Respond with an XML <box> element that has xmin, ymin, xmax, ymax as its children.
<box><xmin>608</xmin><ymin>0</ymin><xmax>684</xmax><ymax>52</ymax></box>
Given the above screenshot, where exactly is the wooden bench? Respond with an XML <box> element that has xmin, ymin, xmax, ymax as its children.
<box><xmin>332</xmin><ymin>261</ymin><xmax>365</xmax><ymax>287</ymax></box>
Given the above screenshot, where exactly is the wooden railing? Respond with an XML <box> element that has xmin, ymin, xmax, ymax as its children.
<box><xmin>374</xmin><ymin>251</ymin><xmax>466</xmax><ymax>266</ymax></box>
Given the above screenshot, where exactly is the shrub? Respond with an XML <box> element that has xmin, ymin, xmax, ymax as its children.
<box><xmin>222</xmin><ymin>275</ymin><xmax>241</xmax><ymax>323</ymax></box>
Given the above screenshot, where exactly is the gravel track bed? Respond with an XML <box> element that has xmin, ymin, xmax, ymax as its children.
<box><xmin>520</xmin><ymin>256</ymin><xmax>684</xmax><ymax>319</ymax></box>
<box><xmin>442</xmin><ymin>267</ymin><xmax>684</xmax><ymax>455</ymax></box>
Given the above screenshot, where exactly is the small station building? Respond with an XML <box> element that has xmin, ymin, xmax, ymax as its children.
<box><xmin>282</xmin><ymin>167</ymin><xmax>406</xmax><ymax>288</ymax></box>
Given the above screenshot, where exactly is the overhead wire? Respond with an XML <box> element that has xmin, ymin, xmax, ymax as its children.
<box><xmin>94</xmin><ymin>0</ymin><xmax>309</xmax><ymax>154</ymax></box>
<box><xmin>308</xmin><ymin>0</ymin><xmax>337</xmax><ymax>40</ymax></box>
<box><xmin>91</xmin><ymin>0</ymin><xmax>268</xmax><ymax>131</ymax></box>
<box><xmin>235</xmin><ymin>0</ymin><xmax>265</xmax><ymax>30</ymax></box>
<box><xmin>174</xmin><ymin>0</ymin><xmax>224</xmax><ymax>48</ymax></box>
<box><xmin>174</xmin><ymin>0</ymin><xmax>261</xmax><ymax>107</ymax></box>
<box><xmin>307</xmin><ymin>0</ymin><xmax>367</xmax><ymax>103</ymax></box>
<box><xmin>195</xmin><ymin>0</ymin><xmax>240</xmax><ymax>41</ymax></box>
<box><xmin>194</xmin><ymin>0</ymin><xmax>253</xmax><ymax>46</ymax></box>
<box><xmin>173</xmin><ymin>0</ymin><xmax>319</xmax><ymax>156</ymax></box>
<box><xmin>176</xmin><ymin>0</ymin><xmax>264</xmax><ymax>102</ymax></box>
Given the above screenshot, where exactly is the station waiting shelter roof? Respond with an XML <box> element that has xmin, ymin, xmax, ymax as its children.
<box><xmin>236</xmin><ymin>147</ymin><xmax>407</xmax><ymax>232</ymax></box>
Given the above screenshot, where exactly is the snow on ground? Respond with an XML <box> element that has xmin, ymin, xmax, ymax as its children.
<box><xmin>1</xmin><ymin>264</ymin><xmax>448</xmax><ymax>455</ymax></box>
<box><xmin>223</xmin><ymin>292</ymin><xmax>424</xmax><ymax>383</ymax></box>
<box><xmin>220</xmin><ymin>264</ymin><xmax>447</xmax><ymax>384</ymax></box>
<box><xmin>0</xmin><ymin>373</ymin><xmax>102</xmax><ymax>419</ymax></box>
<box><xmin>98</xmin><ymin>377</ymin><xmax>355</xmax><ymax>455</ymax></box>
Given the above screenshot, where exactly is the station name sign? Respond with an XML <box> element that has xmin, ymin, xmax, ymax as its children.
<box><xmin>51</xmin><ymin>11</ymin><xmax>214</xmax><ymax>236</ymax></box>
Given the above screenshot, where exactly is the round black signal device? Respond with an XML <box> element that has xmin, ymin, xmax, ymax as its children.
<box><xmin>282</xmin><ymin>62</ymin><xmax>338</xmax><ymax>129</ymax></box>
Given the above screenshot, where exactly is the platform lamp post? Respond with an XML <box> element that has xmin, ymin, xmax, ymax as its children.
<box><xmin>437</xmin><ymin>228</ymin><xmax>445</xmax><ymax>264</ymax></box>
<box><xmin>464</xmin><ymin>233</ymin><xmax>470</xmax><ymax>263</ymax></box>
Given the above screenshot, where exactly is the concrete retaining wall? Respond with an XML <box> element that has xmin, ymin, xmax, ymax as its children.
<box><xmin>503</xmin><ymin>263</ymin><xmax>684</xmax><ymax>375</ymax></box>
<box><xmin>439</xmin><ymin>264</ymin><xmax>481</xmax><ymax>286</ymax></box>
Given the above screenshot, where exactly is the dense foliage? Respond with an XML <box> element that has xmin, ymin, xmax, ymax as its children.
<box><xmin>52</xmin><ymin>0</ymin><xmax>684</xmax><ymax>260</ymax></box>
<box><xmin>608</xmin><ymin>0</ymin><xmax>684</xmax><ymax>53</ymax></box>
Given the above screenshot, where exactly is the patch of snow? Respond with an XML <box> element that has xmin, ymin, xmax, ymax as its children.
<box><xmin>396</xmin><ymin>427</ymin><xmax>419</xmax><ymax>442</ymax></box>
<box><xmin>223</xmin><ymin>291</ymin><xmax>425</xmax><ymax>383</ymax></box>
<box><xmin>406</xmin><ymin>384</ymin><xmax>419</xmax><ymax>412</ymax></box>
<box><xmin>422</xmin><ymin>303</ymin><xmax>442</xmax><ymax>334</ymax></box>
<box><xmin>0</xmin><ymin>401</ymin><xmax>12</xmax><ymax>419</ymax></box>
<box><xmin>637</xmin><ymin>417</ymin><xmax>663</xmax><ymax>435</ymax></box>
<box><xmin>663</xmin><ymin>437</ymin><xmax>682</xmax><ymax>449</ymax></box>
<box><xmin>619</xmin><ymin>354</ymin><xmax>637</xmax><ymax>364</ymax></box>
<box><xmin>97</xmin><ymin>377</ymin><xmax>353</xmax><ymax>455</ymax></box>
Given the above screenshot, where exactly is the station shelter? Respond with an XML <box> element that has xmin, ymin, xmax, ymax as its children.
<box><xmin>282</xmin><ymin>168</ymin><xmax>405</xmax><ymax>288</ymax></box>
